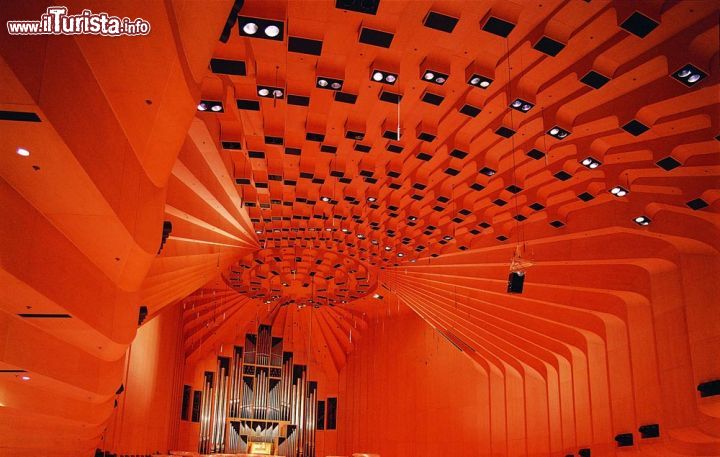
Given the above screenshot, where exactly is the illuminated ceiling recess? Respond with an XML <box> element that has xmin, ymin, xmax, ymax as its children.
<box><xmin>199</xmin><ymin>0</ymin><xmax>718</xmax><ymax>309</ymax></box>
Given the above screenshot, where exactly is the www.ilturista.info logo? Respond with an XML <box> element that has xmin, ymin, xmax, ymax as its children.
<box><xmin>7</xmin><ymin>6</ymin><xmax>151</xmax><ymax>36</ymax></box>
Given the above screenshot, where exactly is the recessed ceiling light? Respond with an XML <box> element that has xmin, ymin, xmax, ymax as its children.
<box><xmin>367</xmin><ymin>196</ymin><xmax>376</xmax><ymax>202</ymax></box>
<box><xmin>581</xmin><ymin>157</ymin><xmax>601</xmax><ymax>169</ymax></box>
<box><xmin>610</xmin><ymin>186</ymin><xmax>629</xmax><ymax>197</ymax></box>
<box><xmin>321</xmin><ymin>196</ymin><xmax>331</xmax><ymax>202</ymax></box>
<box><xmin>243</xmin><ymin>23</ymin><xmax>258</xmax><ymax>35</ymax></box>
<box><xmin>634</xmin><ymin>215</ymin><xmax>651</xmax><ymax>226</ymax></box>
<box><xmin>16</xmin><ymin>147</ymin><xmax>30</xmax><ymax>157</ymax></box>
<box><xmin>21</xmin><ymin>375</ymin><xmax>30</xmax><ymax>381</ymax></box>
<box><xmin>397</xmin><ymin>252</ymin><xmax>404</xmax><ymax>257</ymax></box>
<box><xmin>255</xmin><ymin>229</ymin><xmax>263</xmax><ymax>234</ymax></box>
<box><xmin>372</xmin><ymin>293</ymin><xmax>383</xmax><ymax>299</ymax></box>
<box><xmin>547</xmin><ymin>126</ymin><xmax>571</xmax><ymax>139</ymax></box>
<box><xmin>384</xmin><ymin>246</ymin><xmax>392</xmax><ymax>251</ymax></box>
<box><xmin>264</xmin><ymin>25</ymin><xmax>280</xmax><ymax>37</ymax></box>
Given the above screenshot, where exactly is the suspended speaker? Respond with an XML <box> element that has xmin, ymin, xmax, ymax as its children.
<box><xmin>698</xmin><ymin>380</ymin><xmax>720</xmax><ymax>397</ymax></box>
<box><xmin>614</xmin><ymin>433</ymin><xmax>634</xmax><ymax>447</ymax></box>
<box><xmin>507</xmin><ymin>271</ymin><xmax>525</xmax><ymax>293</ymax></box>
<box><xmin>639</xmin><ymin>423</ymin><xmax>660</xmax><ymax>438</ymax></box>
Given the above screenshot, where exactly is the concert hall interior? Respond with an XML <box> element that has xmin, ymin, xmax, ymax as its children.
<box><xmin>0</xmin><ymin>0</ymin><xmax>718</xmax><ymax>456</ymax></box>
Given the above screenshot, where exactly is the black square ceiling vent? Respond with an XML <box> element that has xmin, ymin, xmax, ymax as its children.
<box><xmin>482</xmin><ymin>16</ymin><xmax>515</xmax><ymax>37</ymax></box>
<box><xmin>622</xmin><ymin>119</ymin><xmax>649</xmax><ymax>136</ymax></box>
<box><xmin>459</xmin><ymin>104</ymin><xmax>481</xmax><ymax>117</ymax></box>
<box><xmin>336</xmin><ymin>0</ymin><xmax>379</xmax><ymax>15</ymax></box>
<box><xmin>534</xmin><ymin>36</ymin><xmax>565</xmax><ymax>56</ymax></box>
<box><xmin>656</xmin><ymin>156</ymin><xmax>681</xmax><ymax>171</ymax></box>
<box><xmin>335</xmin><ymin>92</ymin><xmax>357</xmax><ymax>104</ymax></box>
<box><xmin>423</xmin><ymin>11</ymin><xmax>459</xmax><ymax>33</ymax></box>
<box><xmin>421</xmin><ymin>92</ymin><xmax>444</xmax><ymax>105</ymax></box>
<box><xmin>526</xmin><ymin>148</ymin><xmax>545</xmax><ymax>160</ymax></box>
<box><xmin>210</xmin><ymin>58</ymin><xmax>246</xmax><ymax>75</ymax></box>
<box><xmin>620</xmin><ymin>11</ymin><xmax>659</xmax><ymax>38</ymax></box>
<box><xmin>287</xmin><ymin>95</ymin><xmax>310</xmax><ymax>106</ymax></box>
<box><xmin>686</xmin><ymin>198</ymin><xmax>708</xmax><ymax>210</ymax></box>
<box><xmin>580</xmin><ymin>70</ymin><xmax>610</xmax><ymax>89</ymax></box>
<box><xmin>288</xmin><ymin>36</ymin><xmax>323</xmax><ymax>56</ymax></box>
<box><xmin>359</xmin><ymin>27</ymin><xmax>394</xmax><ymax>48</ymax></box>
<box><xmin>495</xmin><ymin>126</ymin><xmax>515</xmax><ymax>138</ymax></box>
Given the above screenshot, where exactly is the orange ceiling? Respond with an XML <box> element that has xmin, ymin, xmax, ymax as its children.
<box><xmin>0</xmin><ymin>0</ymin><xmax>718</xmax><ymax>455</ymax></box>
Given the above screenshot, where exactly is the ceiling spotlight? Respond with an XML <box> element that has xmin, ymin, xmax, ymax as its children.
<box><xmin>264</xmin><ymin>25</ymin><xmax>280</xmax><ymax>37</ymax></box>
<box><xmin>370</xmin><ymin>69</ymin><xmax>398</xmax><ymax>85</ymax></box>
<box><xmin>197</xmin><ymin>100</ymin><xmax>223</xmax><ymax>113</ymax></box>
<box><xmin>367</xmin><ymin>196</ymin><xmax>377</xmax><ymax>202</ymax></box>
<box><xmin>384</xmin><ymin>246</ymin><xmax>392</xmax><ymax>251</ymax></box>
<box><xmin>408</xmin><ymin>216</ymin><xmax>417</xmax><ymax>221</ymax></box>
<box><xmin>238</xmin><ymin>17</ymin><xmax>284</xmax><ymax>40</ymax></box>
<box><xmin>341</xmin><ymin>228</ymin><xmax>350</xmax><ymax>233</ymax></box>
<box><xmin>257</xmin><ymin>86</ymin><xmax>284</xmax><ymax>99</ymax></box>
<box><xmin>372</xmin><ymin>293</ymin><xmax>383</xmax><ymax>299</ymax></box>
<box><xmin>316</xmin><ymin>77</ymin><xmax>344</xmax><ymax>91</ymax></box>
<box><xmin>357</xmin><ymin>234</ymin><xmax>365</xmax><ymax>239</ymax></box>
<box><xmin>397</xmin><ymin>252</ymin><xmax>404</xmax><ymax>257</ymax></box>
<box><xmin>321</xmin><ymin>196</ymin><xmax>331</xmax><ymax>202</ymax></box>
<box><xmin>510</xmin><ymin>98</ymin><xmax>534</xmax><ymax>112</ymax></box>
<box><xmin>672</xmin><ymin>64</ymin><xmax>707</xmax><ymax>87</ymax></box>
<box><xmin>422</xmin><ymin>70</ymin><xmax>449</xmax><ymax>85</ymax></box>
<box><xmin>634</xmin><ymin>215</ymin><xmax>651</xmax><ymax>226</ymax></box>
<box><xmin>468</xmin><ymin>74</ymin><xmax>492</xmax><ymax>88</ymax></box>
<box><xmin>371</xmin><ymin>239</ymin><xmax>379</xmax><ymax>245</ymax></box>
<box><xmin>580</xmin><ymin>156</ymin><xmax>602</xmax><ymax>169</ymax></box>
<box><xmin>16</xmin><ymin>147</ymin><xmax>30</xmax><ymax>157</ymax></box>
<box><xmin>610</xmin><ymin>186</ymin><xmax>629</xmax><ymax>197</ymax></box>
<box><xmin>443</xmin><ymin>235</ymin><xmax>453</xmax><ymax>241</ymax></box>
<box><xmin>547</xmin><ymin>126</ymin><xmax>571</xmax><ymax>140</ymax></box>
<box><xmin>325</xmin><ymin>227</ymin><xmax>332</xmax><ymax>232</ymax></box>
<box><xmin>243</xmin><ymin>23</ymin><xmax>258</xmax><ymax>35</ymax></box>
<box><xmin>21</xmin><ymin>375</ymin><xmax>30</xmax><ymax>381</ymax></box>
<box><xmin>255</xmin><ymin>229</ymin><xmax>263</xmax><ymax>234</ymax></box>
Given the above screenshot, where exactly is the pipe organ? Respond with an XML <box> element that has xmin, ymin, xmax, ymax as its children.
<box><xmin>198</xmin><ymin>324</ymin><xmax>320</xmax><ymax>456</ymax></box>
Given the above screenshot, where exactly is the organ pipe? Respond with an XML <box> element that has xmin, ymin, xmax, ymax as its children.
<box><xmin>197</xmin><ymin>324</ymin><xmax>322</xmax><ymax>456</ymax></box>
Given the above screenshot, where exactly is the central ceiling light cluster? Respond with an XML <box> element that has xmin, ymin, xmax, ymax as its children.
<box><xmin>238</xmin><ymin>16</ymin><xmax>284</xmax><ymax>41</ymax></box>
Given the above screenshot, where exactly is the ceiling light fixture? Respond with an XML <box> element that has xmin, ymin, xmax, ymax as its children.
<box><xmin>16</xmin><ymin>147</ymin><xmax>30</xmax><ymax>157</ymax></box>
<box><xmin>634</xmin><ymin>216</ymin><xmax>651</xmax><ymax>226</ymax></box>
<box><xmin>316</xmin><ymin>76</ymin><xmax>344</xmax><ymax>91</ymax></box>
<box><xmin>238</xmin><ymin>16</ymin><xmax>284</xmax><ymax>41</ymax></box>
<box><xmin>467</xmin><ymin>74</ymin><xmax>492</xmax><ymax>88</ymax></box>
<box><xmin>384</xmin><ymin>246</ymin><xmax>392</xmax><ymax>251</ymax></box>
<box><xmin>610</xmin><ymin>186</ymin><xmax>629</xmax><ymax>197</ymax></box>
<box><xmin>370</xmin><ymin>69</ymin><xmax>398</xmax><ymax>85</ymax></box>
<box><xmin>197</xmin><ymin>100</ymin><xmax>223</xmax><ymax>113</ymax></box>
<box><xmin>510</xmin><ymin>98</ymin><xmax>534</xmax><ymax>112</ymax></box>
<box><xmin>581</xmin><ymin>157</ymin><xmax>602</xmax><ymax>169</ymax></box>
<box><xmin>372</xmin><ymin>293</ymin><xmax>383</xmax><ymax>299</ymax></box>
<box><xmin>547</xmin><ymin>126</ymin><xmax>571</xmax><ymax>139</ymax></box>
<box><xmin>671</xmin><ymin>64</ymin><xmax>707</xmax><ymax>87</ymax></box>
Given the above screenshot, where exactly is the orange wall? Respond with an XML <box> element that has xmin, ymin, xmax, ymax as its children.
<box><xmin>336</xmin><ymin>308</ymin><xmax>491</xmax><ymax>456</ymax></box>
<box><xmin>104</xmin><ymin>302</ymin><xmax>185</xmax><ymax>455</ymax></box>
